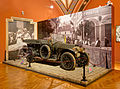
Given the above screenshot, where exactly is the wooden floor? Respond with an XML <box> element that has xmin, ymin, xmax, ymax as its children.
<box><xmin>0</xmin><ymin>64</ymin><xmax>120</xmax><ymax>89</ymax></box>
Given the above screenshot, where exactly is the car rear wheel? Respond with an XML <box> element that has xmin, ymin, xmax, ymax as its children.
<box><xmin>26</xmin><ymin>47</ymin><xmax>34</xmax><ymax>63</ymax></box>
<box><xmin>60</xmin><ymin>52</ymin><xmax>76</xmax><ymax>70</ymax></box>
<box><xmin>40</xmin><ymin>45</ymin><xmax>51</xmax><ymax>59</ymax></box>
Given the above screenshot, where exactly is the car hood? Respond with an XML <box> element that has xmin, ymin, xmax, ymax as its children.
<box><xmin>53</xmin><ymin>41</ymin><xmax>76</xmax><ymax>50</ymax></box>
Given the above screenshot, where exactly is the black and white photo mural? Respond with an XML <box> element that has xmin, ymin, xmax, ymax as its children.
<box><xmin>38</xmin><ymin>5</ymin><xmax>112</xmax><ymax>69</ymax></box>
<box><xmin>6</xmin><ymin>17</ymin><xmax>37</xmax><ymax>60</ymax></box>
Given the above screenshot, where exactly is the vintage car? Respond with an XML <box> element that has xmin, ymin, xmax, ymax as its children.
<box><xmin>22</xmin><ymin>39</ymin><xmax>89</xmax><ymax>70</ymax></box>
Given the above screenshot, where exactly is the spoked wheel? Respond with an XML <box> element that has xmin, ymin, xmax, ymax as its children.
<box><xmin>60</xmin><ymin>52</ymin><xmax>76</xmax><ymax>70</ymax></box>
<box><xmin>18</xmin><ymin>46</ymin><xmax>26</xmax><ymax>56</ymax></box>
<box><xmin>78</xmin><ymin>52</ymin><xmax>89</xmax><ymax>67</ymax></box>
<box><xmin>26</xmin><ymin>47</ymin><xmax>34</xmax><ymax>63</ymax></box>
<box><xmin>17</xmin><ymin>46</ymin><xmax>28</xmax><ymax>60</ymax></box>
<box><xmin>40</xmin><ymin>45</ymin><xmax>51</xmax><ymax>59</ymax></box>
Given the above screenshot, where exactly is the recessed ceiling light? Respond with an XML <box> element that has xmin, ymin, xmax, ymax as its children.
<box><xmin>50</xmin><ymin>5</ymin><xmax>54</xmax><ymax>9</ymax></box>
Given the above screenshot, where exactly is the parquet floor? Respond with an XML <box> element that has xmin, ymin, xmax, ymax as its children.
<box><xmin>0</xmin><ymin>64</ymin><xmax>120</xmax><ymax>89</ymax></box>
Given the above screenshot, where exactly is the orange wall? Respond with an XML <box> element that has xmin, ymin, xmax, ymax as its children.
<box><xmin>0</xmin><ymin>0</ymin><xmax>63</xmax><ymax>62</ymax></box>
<box><xmin>0</xmin><ymin>0</ymin><xmax>120</xmax><ymax>65</ymax></box>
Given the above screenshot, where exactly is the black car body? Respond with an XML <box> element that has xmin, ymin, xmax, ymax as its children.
<box><xmin>23</xmin><ymin>39</ymin><xmax>89</xmax><ymax>70</ymax></box>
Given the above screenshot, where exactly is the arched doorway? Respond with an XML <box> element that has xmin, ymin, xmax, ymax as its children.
<box><xmin>84</xmin><ymin>20</ymin><xmax>95</xmax><ymax>44</ymax></box>
<box><xmin>102</xmin><ymin>15</ymin><xmax>111</xmax><ymax>47</ymax></box>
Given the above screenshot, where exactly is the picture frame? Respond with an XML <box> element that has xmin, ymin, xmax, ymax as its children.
<box><xmin>116</xmin><ymin>25</ymin><xmax>120</xmax><ymax>42</ymax></box>
<box><xmin>6</xmin><ymin>17</ymin><xmax>37</xmax><ymax>61</ymax></box>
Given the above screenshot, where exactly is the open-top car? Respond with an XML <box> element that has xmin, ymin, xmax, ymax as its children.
<box><xmin>22</xmin><ymin>39</ymin><xmax>89</xmax><ymax>70</ymax></box>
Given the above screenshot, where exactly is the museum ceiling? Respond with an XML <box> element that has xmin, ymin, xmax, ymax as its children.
<box><xmin>53</xmin><ymin>0</ymin><xmax>90</xmax><ymax>14</ymax></box>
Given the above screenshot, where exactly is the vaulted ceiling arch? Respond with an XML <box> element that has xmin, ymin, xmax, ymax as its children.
<box><xmin>53</xmin><ymin>0</ymin><xmax>90</xmax><ymax>15</ymax></box>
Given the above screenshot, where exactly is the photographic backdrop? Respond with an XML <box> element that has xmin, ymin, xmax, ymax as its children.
<box><xmin>116</xmin><ymin>26</ymin><xmax>120</xmax><ymax>42</ymax></box>
<box><xmin>6</xmin><ymin>17</ymin><xmax>36</xmax><ymax>60</ymax></box>
<box><xmin>38</xmin><ymin>5</ymin><xmax>112</xmax><ymax>68</ymax></box>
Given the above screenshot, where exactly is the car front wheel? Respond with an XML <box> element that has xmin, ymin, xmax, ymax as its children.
<box><xmin>60</xmin><ymin>52</ymin><xmax>76</xmax><ymax>70</ymax></box>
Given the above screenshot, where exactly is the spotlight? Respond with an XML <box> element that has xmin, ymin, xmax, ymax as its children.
<box><xmin>50</xmin><ymin>5</ymin><xmax>54</xmax><ymax>9</ymax></box>
<box><xmin>106</xmin><ymin>0</ymin><xmax>113</xmax><ymax>6</ymax></box>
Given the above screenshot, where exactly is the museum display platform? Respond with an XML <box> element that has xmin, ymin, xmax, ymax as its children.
<box><xmin>3</xmin><ymin>60</ymin><xmax>111</xmax><ymax>86</ymax></box>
